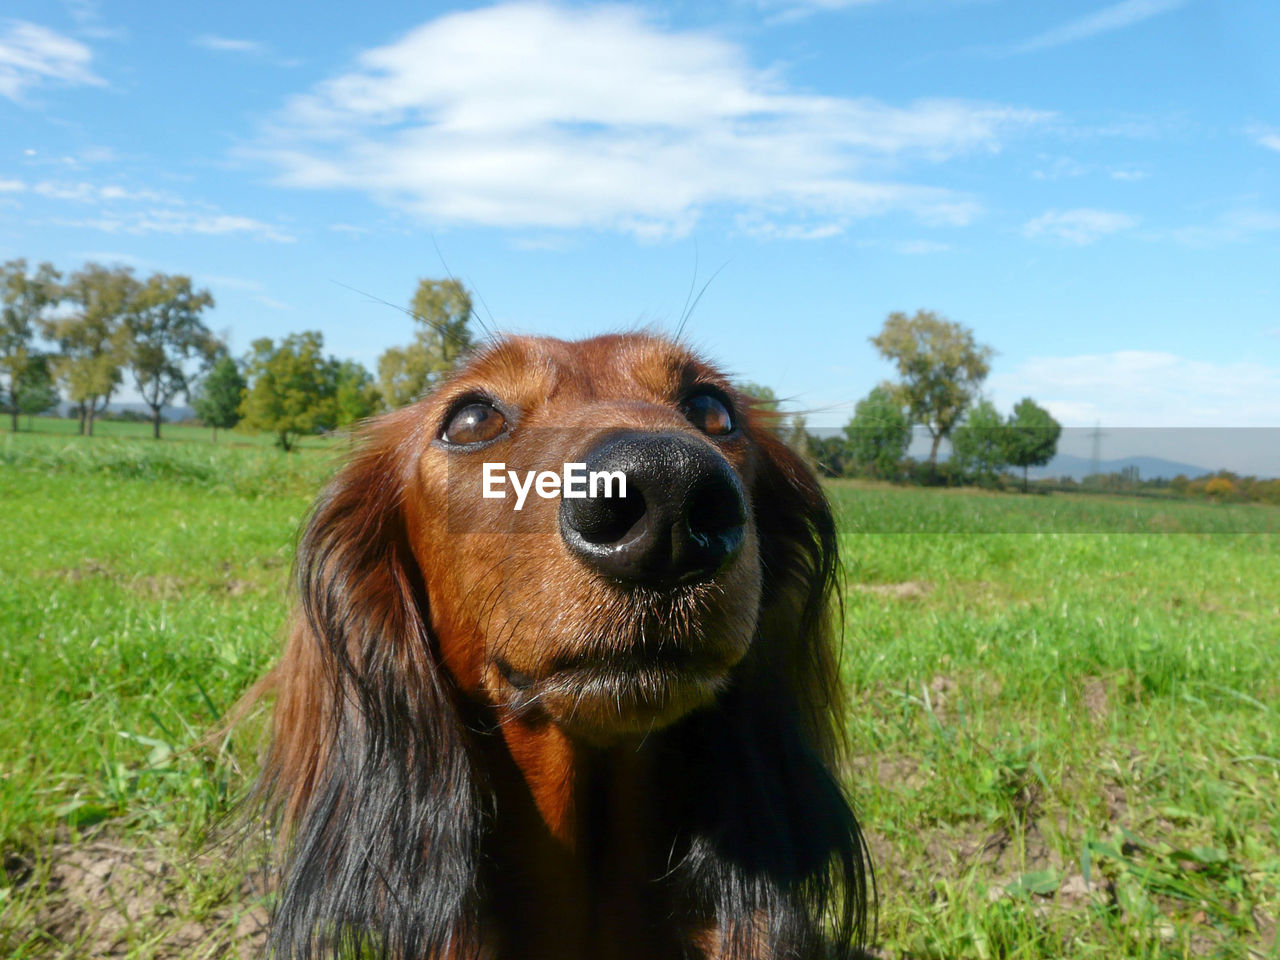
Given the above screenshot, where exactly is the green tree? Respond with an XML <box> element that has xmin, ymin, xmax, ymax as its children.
<box><xmin>1002</xmin><ymin>397</ymin><xmax>1062</xmax><ymax>491</ymax></box>
<box><xmin>43</xmin><ymin>263</ymin><xmax>137</xmax><ymax>436</ymax></box>
<box><xmin>844</xmin><ymin>384</ymin><xmax>909</xmax><ymax>479</ymax></box>
<box><xmin>13</xmin><ymin>353</ymin><xmax>59</xmax><ymax>427</ymax></box>
<box><xmin>870</xmin><ymin>309</ymin><xmax>994</xmax><ymax>468</ymax></box>
<box><xmin>735</xmin><ymin>382</ymin><xmax>779</xmax><ymax>411</ymax></box>
<box><xmin>785</xmin><ymin>414</ymin><xmax>815</xmax><ymax>468</ymax></box>
<box><xmin>334</xmin><ymin>359</ymin><xmax>383</xmax><ymax>427</ymax></box>
<box><xmin>191</xmin><ymin>354</ymin><xmax>247</xmax><ymax>441</ymax></box>
<box><xmin>950</xmin><ymin>398</ymin><xmax>1007</xmax><ymax>483</ymax></box>
<box><xmin>1</xmin><ymin>259</ymin><xmax>61</xmax><ymax>432</ymax></box>
<box><xmin>809</xmin><ymin>434</ymin><xmax>851</xmax><ymax>478</ymax></box>
<box><xmin>378</xmin><ymin>278</ymin><xmax>474</xmax><ymax>408</ymax></box>
<box><xmin>239</xmin><ymin>332</ymin><xmax>339</xmax><ymax>451</ymax></box>
<box><xmin>735</xmin><ymin>382</ymin><xmax>782</xmax><ymax>433</ymax></box>
<box><xmin>127</xmin><ymin>273</ymin><xmax>219</xmax><ymax>439</ymax></box>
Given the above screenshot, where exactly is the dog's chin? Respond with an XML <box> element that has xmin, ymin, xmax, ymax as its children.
<box><xmin>491</xmin><ymin>645</ymin><xmax>741</xmax><ymax>745</ymax></box>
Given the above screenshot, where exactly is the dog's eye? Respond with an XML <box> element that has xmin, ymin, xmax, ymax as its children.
<box><xmin>682</xmin><ymin>392</ymin><xmax>735</xmax><ymax>437</ymax></box>
<box><xmin>442</xmin><ymin>401</ymin><xmax>507</xmax><ymax>446</ymax></box>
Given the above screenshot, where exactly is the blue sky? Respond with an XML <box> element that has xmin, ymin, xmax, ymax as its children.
<box><xmin>2</xmin><ymin>0</ymin><xmax>1278</xmax><ymax>455</ymax></box>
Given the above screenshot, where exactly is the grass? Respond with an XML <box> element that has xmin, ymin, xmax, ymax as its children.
<box><xmin>829</xmin><ymin>480</ymin><xmax>1279</xmax><ymax>958</ymax></box>
<box><xmin>0</xmin><ymin>433</ymin><xmax>1276</xmax><ymax>958</ymax></box>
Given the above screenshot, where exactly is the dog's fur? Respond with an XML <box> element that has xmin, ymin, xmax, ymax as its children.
<box><xmin>253</xmin><ymin>333</ymin><xmax>871</xmax><ymax>959</ymax></box>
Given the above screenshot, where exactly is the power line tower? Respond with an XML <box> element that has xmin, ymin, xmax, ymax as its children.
<box><xmin>1090</xmin><ymin>420</ymin><xmax>1106</xmax><ymax>479</ymax></box>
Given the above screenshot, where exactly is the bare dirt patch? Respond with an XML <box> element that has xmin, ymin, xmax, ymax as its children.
<box><xmin>57</xmin><ymin>560</ymin><xmax>114</xmax><ymax>583</ymax></box>
<box><xmin>1080</xmin><ymin>676</ymin><xmax>1110</xmax><ymax>725</ymax></box>
<box><xmin>48</xmin><ymin>563</ymin><xmax>261</xmax><ymax>602</ymax></box>
<box><xmin>24</xmin><ymin>836</ymin><xmax>268</xmax><ymax>959</ymax></box>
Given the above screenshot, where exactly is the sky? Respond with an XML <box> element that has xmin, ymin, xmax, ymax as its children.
<box><xmin>2</xmin><ymin>0</ymin><xmax>1277</xmax><ymax>471</ymax></box>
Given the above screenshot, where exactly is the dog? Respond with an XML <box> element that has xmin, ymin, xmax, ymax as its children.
<box><xmin>254</xmin><ymin>332</ymin><xmax>870</xmax><ymax>959</ymax></box>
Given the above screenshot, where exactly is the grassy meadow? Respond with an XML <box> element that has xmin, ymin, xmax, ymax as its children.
<box><xmin>0</xmin><ymin>427</ymin><xmax>1276</xmax><ymax>958</ymax></box>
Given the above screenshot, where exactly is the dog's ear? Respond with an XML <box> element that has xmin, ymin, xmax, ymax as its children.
<box><xmin>751</xmin><ymin>428</ymin><xmax>844</xmax><ymax>758</ymax></box>
<box><xmin>666</xmin><ymin>427</ymin><xmax>872</xmax><ymax>959</ymax></box>
<box><xmin>260</xmin><ymin>411</ymin><xmax>484</xmax><ymax>960</ymax></box>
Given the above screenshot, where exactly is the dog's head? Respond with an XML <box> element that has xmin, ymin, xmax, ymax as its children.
<box><xmin>263</xmin><ymin>331</ymin><xmax>866</xmax><ymax>960</ymax></box>
<box><xmin>405</xmin><ymin>332</ymin><xmax>779</xmax><ymax>741</ymax></box>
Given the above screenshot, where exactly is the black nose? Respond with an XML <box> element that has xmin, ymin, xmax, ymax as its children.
<box><xmin>559</xmin><ymin>431</ymin><xmax>747</xmax><ymax>586</ymax></box>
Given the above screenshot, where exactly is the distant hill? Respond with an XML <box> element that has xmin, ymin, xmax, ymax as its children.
<box><xmin>1029</xmin><ymin>453</ymin><xmax>1211</xmax><ymax>481</ymax></box>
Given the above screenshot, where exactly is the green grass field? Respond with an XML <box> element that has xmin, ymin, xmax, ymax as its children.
<box><xmin>1</xmin><ymin>431</ymin><xmax>1276</xmax><ymax>958</ymax></box>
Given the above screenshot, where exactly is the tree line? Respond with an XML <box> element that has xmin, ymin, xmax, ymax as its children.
<box><xmin>0</xmin><ymin>259</ymin><xmax>475</xmax><ymax>450</ymax></box>
<box><xmin>775</xmin><ymin>310</ymin><xmax>1063</xmax><ymax>491</ymax></box>
<box><xmin>4</xmin><ymin>261</ymin><xmax>1058</xmax><ymax>480</ymax></box>
<box><xmin>1</xmin><ymin>260</ymin><xmax>220</xmax><ymax>438</ymax></box>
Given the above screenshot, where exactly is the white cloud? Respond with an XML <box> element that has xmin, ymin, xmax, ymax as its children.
<box><xmin>32</xmin><ymin>179</ymin><xmax>183</xmax><ymax>204</ymax></box>
<box><xmin>894</xmin><ymin>239</ymin><xmax>952</xmax><ymax>254</ymax></box>
<box><xmin>737</xmin><ymin>217</ymin><xmax>847</xmax><ymax>240</ymax></box>
<box><xmin>0</xmin><ymin>20</ymin><xmax>103</xmax><ymax>101</ymax></box>
<box><xmin>202</xmin><ymin>274</ymin><xmax>265</xmax><ymax>292</ymax></box>
<box><xmin>1030</xmin><ymin>155</ymin><xmax>1149</xmax><ymax>182</ymax></box>
<box><xmin>254</xmin><ymin>2</ymin><xmax>1047</xmax><ymax>238</ymax></box>
<box><xmin>52</xmin><ymin>210</ymin><xmax>295</xmax><ymax>242</ymax></box>
<box><xmin>64</xmin><ymin>0</ymin><xmax>125</xmax><ymax>41</ymax></box>
<box><xmin>1248</xmin><ymin>125</ymin><xmax>1280</xmax><ymax>153</ymax></box>
<box><xmin>990</xmin><ymin>351</ymin><xmax>1280</xmax><ymax>427</ymax></box>
<box><xmin>1170</xmin><ymin>208</ymin><xmax>1280</xmax><ymax>247</ymax></box>
<box><xmin>23</xmin><ymin>171</ymin><xmax>293</xmax><ymax>242</ymax></box>
<box><xmin>1032</xmin><ymin>155</ymin><xmax>1090</xmax><ymax>180</ymax></box>
<box><xmin>194</xmin><ymin>34</ymin><xmax>267</xmax><ymax>55</ymax></box>
<box><xmin>757</xmin><ymin>0</ymin><xmax>887</xmax><ymax>21</ymax></box>
<box><xmin>0</xmin><ymin>178</ymin><xmax>25</xmax><ymax>192</ymax></box>
<box><xmin>1014</xmin><ymin>0</ymin><xmax>1186</xmax><ymax>53</ymax></box>
<box><xmin>1023</xmin><ymin>207</ymin><xmax>1137</xmax><ymax>244</ymax></box>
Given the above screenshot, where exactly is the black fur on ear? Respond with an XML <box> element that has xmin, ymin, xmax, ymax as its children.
<box><xmin>663</xmin><ymin>427</ymin><xmax>874</xmax><ymax>959</ymax></box>
<box><xmin>259</xmin><ymin>418</ymin><xmax>488</xmax><ymax>960</ymax></box>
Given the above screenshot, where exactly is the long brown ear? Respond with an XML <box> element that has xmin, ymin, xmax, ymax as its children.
<box><xmin>751</xmin><ymin>427</ymin><xmax>847</xmax><ymax>765</ymax></box>
<box><xmin>259</xmin><ymin>412</ymin><xmax>485</xmax><ymax>960</ymax></box>
<box><xmin>664</xmin><ymin>426</ymin><xmax>872</xmax><ymax>960</ymax></box>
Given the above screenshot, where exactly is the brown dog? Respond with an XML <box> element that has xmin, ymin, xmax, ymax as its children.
<box><xmin>256</xmin><ymin>333</ymin><xmax>870</xmax><ymax>959</ymax></box>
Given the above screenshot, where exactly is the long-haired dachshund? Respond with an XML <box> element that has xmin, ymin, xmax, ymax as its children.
<box><xmin>255</xmin><ymin>332</ymin><xmax>871</xmax><ymax>959</ymax></box>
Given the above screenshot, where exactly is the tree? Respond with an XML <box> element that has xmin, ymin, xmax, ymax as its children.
<box><xmin>950</xmin><ymin>398</ymin><xmax>1007</xmax><ymax>483</ymax></box>
<box><xmin>127</xmin><ymin>272</ymin><xmax>219</xmax><ymax>439</ymax></box>
<box><xmin>870</xmin><ymin>309</ymin><xmax>994</xmax><ymax>468</ymax></box>
<box><xmin>735</xmin><ymin>382</ymin><xmax>779</xmax><ymax>411</ymax></box>
<box><xmin>43</xmin><ymin>263</ymin><xmax>137</xmax><ymax>436</ymax></box>
<box><xmin>1002</xmin><ymin>397</ymin><xmax>1061</xmax><ymax>492</ymax></box>
<box><xmin>377</xmin><ymin>278</ymin><xmax>474</xmax><ymax>408</ymax></box>
<box><xmin>334</xmin><ymin>359</ymin><xmax>383</xmax><ymax>427</ymax></box>
<box><xmin>844</xmin><ymin>384</ymin><xmax>909</xmax><ymax>479</ymax></box>
<box><xmin>734</xmin><ymin>381</ymin><xmax>781</xmax><ymax>432</ymax></box>
<box><xmin>1204</xmin><ymin>476</ymin><xmax>1235</xmax><ymax>500</ymax></box>
<box><xmin>785</xmin><ymin>414</ymin><xmax>815</xmax><ymax>468</ymax></box>
<box><xmin>1</xmin><ymin>259</ymin><xmax>61</xmax><ymax>432</ymax></box>
<box><xmin>192</xmin><ymin>354</ymin><xmax>247</xmax><ymax>441</ymax></box>
<box><xmin>239</xmin><ymin>332</ymin><xmax>340</xmax><ymax>451</ymax></box>
<box><xmin>13</xmin><ymin>353</ymin><xmax>59</xmax><ymax>427</ymax></box>
<box><xmin>809</xmin><ymin>435</ymin><xmax>851</xmax><ymax>478</ymax></box>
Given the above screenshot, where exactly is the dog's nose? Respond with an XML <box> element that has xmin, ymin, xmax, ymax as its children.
<box><xmin>559</xmin><ymin>431</ymin><xmax>747</xmax><ymax>585</ymax></box>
